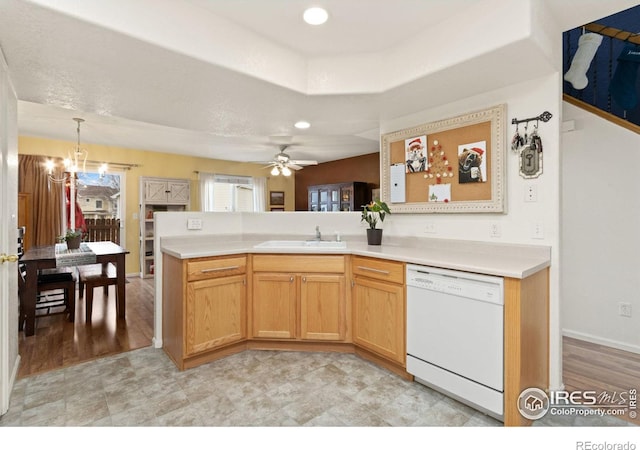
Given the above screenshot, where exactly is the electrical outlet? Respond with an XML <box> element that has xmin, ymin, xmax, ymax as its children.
<box><xmin>187</xmin><ymin>218</ymin><xmax>203</xmax><ymax>230</ymax></box>
<box><xmin>532</xmin><ymin>223</ymin><xmax>544</xmax><ymax>239</ymax></box>
<box><xmin>619</xmin><ymin>302</ymin><xmax>632</xmax><ymax>318</ymax></box>
<box><xmin>525</xmin><ymin>184</ymin><xmax>537</xmax><ymax>202</ymax></box>
<box><xmin>424</xmin><ymin>223</ymin><xmax>436</xmax><ymax>234</ymax></box>
<box><xmin>490</xmin><ymin>223</ymin><xmax>501</xmax><ymax>238</ymax></box>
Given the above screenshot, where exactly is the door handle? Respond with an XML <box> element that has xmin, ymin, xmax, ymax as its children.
<box><xmin>0</xmin><ymin>253</ymin><xmax>19</xmax><ymax>264</ymax></box>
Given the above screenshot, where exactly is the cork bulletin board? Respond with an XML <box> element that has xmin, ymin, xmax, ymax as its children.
<box><xmin>380</xmin><ymin>104</ymin><xmax>506</xmax><ymax>213</ymax></box>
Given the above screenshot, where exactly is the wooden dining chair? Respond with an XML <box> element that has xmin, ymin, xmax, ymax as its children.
<box><xmin>17</xmin><ymin>227</ymin><xmax>77</xmax><ymax>330</ymax></box>
<box><xmin>78</xmin><ymin>218</ymin><xmax>121</xmax><ymax>322</ymax></box>
<box><xmin>78</xmin><ymin>262</ymin><xmax>118</xmax><ymax>322</ymax></box>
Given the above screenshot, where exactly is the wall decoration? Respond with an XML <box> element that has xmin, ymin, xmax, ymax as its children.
<box><xmin>425</xmin><ymin>140</ymin><xmax>453</xmax><ymax>183</ymax></box>
<box><xmin>405</xmin><ymin>135</ymin><xmax>428</xmax><ymax>173</ymax></box>
<box><xmin>511</xmin><ymin>111</ymin><xmax>551</xmax><ymax>179</ymax></box>
<box><xmin>380</xmin><ymin>104</ymin><xmax>506</xmax><ymax>213</ymax></box>
<box><xmin>458</xmin><ymin>141</ymin><xmax>487</xmax><ymax>183</ymax></box>
<box><xmin>269</xmin><ymin>191</ymin><xmax>284</xmax><ymax>206</ymax></box>
<box><xmin>428</xmin><ymin>184</ymin><xmax>451</xmax><ymax>202</ymax></box>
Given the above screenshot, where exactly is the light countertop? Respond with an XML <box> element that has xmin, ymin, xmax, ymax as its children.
<box><xmin>160</xmin><ymin>234</ymin><xmax>550</xmax><ymax>279</ymax></box>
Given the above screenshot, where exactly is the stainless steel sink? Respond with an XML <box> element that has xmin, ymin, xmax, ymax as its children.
<box><xmin>253</xmin><ymin>240</ymin><xmax>347</xmax><ymax>249</ymax></box>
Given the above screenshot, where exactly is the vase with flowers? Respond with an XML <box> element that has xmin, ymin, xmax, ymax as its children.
<box><xmin>360</xmin><ymin>198</ymin><xmax>391</xmax><ymax>245</ymax></box>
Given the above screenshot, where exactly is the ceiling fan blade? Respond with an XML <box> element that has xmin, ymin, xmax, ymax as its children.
<box><xmin>289</xmin><ymin>160</ymin><xmax>318</xmax><ymax>166</ymax></box>
<box><xmin>287</xmin><ymin>163</ymin><xmax>304</xmax><ymax>170</ymax></box>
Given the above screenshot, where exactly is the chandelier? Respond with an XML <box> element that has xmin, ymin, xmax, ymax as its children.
<box><xmin>45</xmin><ymin>118</ymin><xmax>107</xmax><ymax>182</ymax></box>
<box><xmin>45</xmin><ymin>117</ymin><xmax>110</xmax><ymax>234</ymax></box>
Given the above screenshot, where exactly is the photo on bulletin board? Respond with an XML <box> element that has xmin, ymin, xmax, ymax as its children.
<box><xmin>405</xmin><ymin>135</ymin><xmax>428</xmax><ymax>173</ymax></box>
<box><xmin>458</xmin><ymin>141</ymin><xmax>487</xmax><ymax>183</ymax></box>
<box><xmin>380</xmin><ymin>104</ymin><xmax>506</xmax><ymax>214</ymax></box>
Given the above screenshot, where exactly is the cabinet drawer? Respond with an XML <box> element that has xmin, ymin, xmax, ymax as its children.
<box><xmin>352</xmin><ymin>256</ymin><xmax>404</xmax><ymax>284</ymax></box>
<box><xmin>252</xmin><ymin>254</ymin><xmax>345</xmax><ymax>273</ymax></box>
<box><xmin>187</xmin><ymin>256</ymin><xmax>247</xmax><ymax>281</ymax></box>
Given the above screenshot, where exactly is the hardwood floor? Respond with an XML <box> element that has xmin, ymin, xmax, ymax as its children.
<box><xmin>17</xmin><ymin>276</ymin><xmax>154</xmax><ymax>378</ymax></box>
<box><xmin>563</xmin><ymin>336</ymin><xmax>640</xmax><ymax>426</ymax></box>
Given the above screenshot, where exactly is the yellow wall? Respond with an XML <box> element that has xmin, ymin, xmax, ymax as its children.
<box><xmin>18</xmin><ymin>136</ymin><xmax>295</xmax><ymax>274</ymax></box>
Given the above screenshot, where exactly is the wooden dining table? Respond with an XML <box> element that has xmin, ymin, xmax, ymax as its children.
<box><xmin>20</xmin><ymin>241</ymin><xmax>129</xmax><ymax>336</ymax></box>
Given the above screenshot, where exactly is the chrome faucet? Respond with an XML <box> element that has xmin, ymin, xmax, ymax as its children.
<box><xmin>315</xmin><ymin>226</ymin><xmax>321</xmax><ymax>241</ymax></box>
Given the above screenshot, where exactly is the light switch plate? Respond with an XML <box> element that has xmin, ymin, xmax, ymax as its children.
<box><xmin>187</xmin><ymin>218</ymin><xmax>203</xmax><ymax>230</ymax></box>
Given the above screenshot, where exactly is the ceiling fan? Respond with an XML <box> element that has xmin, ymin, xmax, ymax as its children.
<box><xmin>263</xmin><ymin>145</ymin><xmax>318</xmax><ymax>176</ymax></box>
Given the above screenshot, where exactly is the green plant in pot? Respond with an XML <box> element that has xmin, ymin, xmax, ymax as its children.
<box><xmin>59</xmin><ymin>229</ymin><xmax>83</xmax><ymax>250</ymax></box>
<box><xmin>361</xmin><ymin>199</ymin><xmax>391</xmax><ymax>245</ymax></box>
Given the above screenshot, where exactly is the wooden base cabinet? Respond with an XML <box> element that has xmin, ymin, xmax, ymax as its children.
<box><xmin>251</xmin><ymin>255</ymin><xmax>348</xmax><ymax>342</ymax></box>
<box><xmin>300</xmin><ymin>274</ymin><xmax>347</xmax><ymax>341</ymax></box>
<box><xmin>186</xmin><ymin>275</ymin><xmax>246</xmax><ymax>355</ymax></box>
<box><xmin>163</xmin><ymin>254</ymin><xmax>247</xmax><ymax>370</ymax></box>
<box><xmin>251</xmin><ymin>272</ymin><xmax>297</xmax><ymax>339</ymax></box>
<box><xmin>351</xmin><ymin>256</ymin><xmax>405</xmax><ymax>366</ymax></box>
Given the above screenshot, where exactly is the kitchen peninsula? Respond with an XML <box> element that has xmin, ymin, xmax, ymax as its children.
<box><xmin>159</xmin><ymin>218</ymin><xmax>550</xmax><ymax>427</ymax></box>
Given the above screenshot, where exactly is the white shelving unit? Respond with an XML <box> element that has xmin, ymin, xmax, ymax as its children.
<box><xmin>139</xmin><ymin>177</ymin><xmax>190</xmax><ymax>278</ymax></box>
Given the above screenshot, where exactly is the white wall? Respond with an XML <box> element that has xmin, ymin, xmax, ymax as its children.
<box><xmin>561</xmin><ymin>102</ymin><xmax>640</xmax><ymax>353</ymax></box>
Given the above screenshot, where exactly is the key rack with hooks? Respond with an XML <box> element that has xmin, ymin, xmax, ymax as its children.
<box><xmin>511</xmin><ymin>111</ymin><xmax>552</xmax><ymax>179</ymax></box>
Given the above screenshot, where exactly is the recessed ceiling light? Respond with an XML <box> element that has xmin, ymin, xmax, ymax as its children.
<box><xmin>294</xmin><ymin>121</ymin><xmax>311</xmax><ymax>129</ymax></box>
<box><xmin>303</xmin><ymin>7</ymin><xmax>328</xmax><ymax>25</ymax></box>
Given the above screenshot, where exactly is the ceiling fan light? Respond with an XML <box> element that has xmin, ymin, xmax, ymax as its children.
<box><xmin>271</xmin><ymin>166</ymin><xmax>280</xmax><ymax>176</ymax></box>
<box><xmin>294</xmin><ymin>121</ymin><xmax>310</xmax><ymax>129</ymax></box>
<box><xmin>282</xmin><ymin>166</ymin><xmax>292</xmax><ymax>176</ymax></box>
<box><xmin>303</xmin><ymin>7</ymin><xmax>328</xmax><ymax>25</ymax></box>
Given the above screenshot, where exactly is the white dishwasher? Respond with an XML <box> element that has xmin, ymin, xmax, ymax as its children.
<box><xmin>406</xmin><ymin>264</ymin><xmax>504</xmax><ymax>419</ymax></box>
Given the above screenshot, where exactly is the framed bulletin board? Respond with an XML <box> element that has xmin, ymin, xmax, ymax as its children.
<box><xmin>380</xmin><ymin>104</ymin><xmax>506</xmax><ymax>213</ymax></box>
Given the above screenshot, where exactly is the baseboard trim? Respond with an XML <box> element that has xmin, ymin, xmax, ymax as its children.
<box><xmin>562</xmin><ymin>329</ymin><xmax>640</xmax><ymax>355</ymax></box>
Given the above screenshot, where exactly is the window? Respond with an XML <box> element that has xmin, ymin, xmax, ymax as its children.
<box><xmin>200</xmin><ymin>173</ymin><xmax>266</xmax><ymax>212</ymax></box>
<box><xmin>76</xmin><ymin>172</ymin><xmax>123</xmax><ymax>220</ymax></box>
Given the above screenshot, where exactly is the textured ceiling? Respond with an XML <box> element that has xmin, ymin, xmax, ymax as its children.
<box><xmin>0</xmin><ymin>0</ymin><xmax>637</xmax><ymax>166</ymax></box>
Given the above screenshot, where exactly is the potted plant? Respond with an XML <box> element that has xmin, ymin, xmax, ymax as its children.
<box><xmin>59</xmin><ymin>229</ymin><xmax>83</xmax><ymax>250</ymax></box>
<box><xmin>361</xmin><ymin>198</ymin><xmax>391</xmax><ymax>245</ymax></box>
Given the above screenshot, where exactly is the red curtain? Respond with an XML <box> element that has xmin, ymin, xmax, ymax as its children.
<box><xmin>65</xmin><ymin>174</ymin><xmax>87</xmax><ymax>232</ymax></box>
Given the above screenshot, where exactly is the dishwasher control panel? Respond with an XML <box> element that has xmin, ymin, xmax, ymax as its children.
<box><xmin>406</xmin><ymin>264</ymin><xmax>504</xmax><ymax>305</ymax></box>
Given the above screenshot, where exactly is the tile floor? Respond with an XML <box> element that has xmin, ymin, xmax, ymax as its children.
<box><xmin>0</xmin><ymin>347</ymin><xmax>635</xmax><ymax>427</ymax></box>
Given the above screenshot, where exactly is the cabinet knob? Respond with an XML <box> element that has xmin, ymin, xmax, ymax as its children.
<box><xmin>302</xmin><ymin>276</ymin><xmax>306</xmax><ymax>282</ymax></box>
<box><xmin>290</xmin><ymin>276</ymin><xmax>294</xmax><ymax>282</ymax></box>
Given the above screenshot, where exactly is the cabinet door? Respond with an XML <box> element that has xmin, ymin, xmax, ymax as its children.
<box><xmin>300</xmin><ymin>274</ymin><xmax>346</xmax><ymax>341</ymax></box>
<box><xmin>252</xmin><ymin>273</ymin><xmax>297</xmax><ymax>339</ymax></box>
<box><xmin>352</xmin><ymin>276</ymin><xmax>405</xmax><ymax>364</ymax></box>
<box><xmin>167</xmin><ymin>181</ymin><xmax>190</xmax><ymax>204</ymax></box>
<box><xmin>340</xmin><ymin>185</ymin><xmax>353</xmax><ymax>211</ymax></box>
<box><xmin>145</xmin><ymin>180</ymin><xmax>169</xmax><ymax>203</ymax></box>
<box><xmin>185</xmin><ymin>275</ymin><xmax>247</xmax><ymax>356</ymax></box>
<box><xmin>318</xmin><ymin>188</ymin><xmax>330</xmax><ymax>212</ymax></box>
<box><xmin>308</xmin><ymin>188</ymin><xmax>319</xmax><ymax>211</ymax></box>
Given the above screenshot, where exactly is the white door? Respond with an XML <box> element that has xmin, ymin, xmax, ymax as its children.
<box><xmin>0</xmin><ymin>49</ymin><xmax>19</xmax><ymax>416</ymax></box>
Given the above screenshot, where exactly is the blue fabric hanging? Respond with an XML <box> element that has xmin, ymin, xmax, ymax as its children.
<box><xmin>609</xmin><ymin>44</ymin><xmax>640</xmax><ymax>110</ymax></box>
